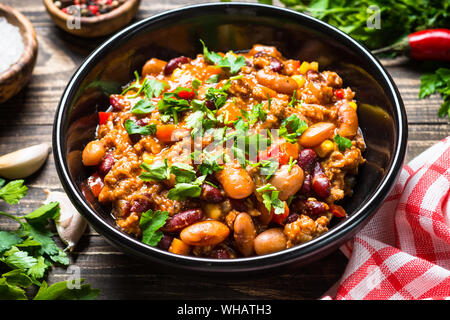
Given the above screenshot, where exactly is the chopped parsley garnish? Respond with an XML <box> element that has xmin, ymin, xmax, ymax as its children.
<box><xmin>279</xmin><ymin>114</ymin><xmax>308</xmax><ymax>143</ymax></box>
<box><xmin>287</xmin><ymin>157</ymin><xmax>297</xmax><ymax>173</ymax></box>
<box><xmin>139</xmin><ymin>159</ymin><xmax>170</xmax><ymax>182</ymax></box>
<box><xmin>0</xmin><ymin>180</ymin><xmax>28</xmax><ymax>205</ymax></box>
<box><xmin>248</xmin><ymin>102</ymin><xmax>267</xmax><ymax>125</ymax></box>
<box><xmin>157</xmin><ymin>88</ymin><xmax>192</xmax><ymax>123</ymax></box>
<box><xmin>170</xmin><ymin>163</ymin><xmax>197</xmax><ymax>183</ymax></box>
<box><xmin>130</xmin><ymin>99</ymin><xmax>155</xmax><ymax>114</ymax></box>
<box><xmin>256</xmin><ymin>183</ymin><xmax>285</xmax><ymax>215</ymax></box>
<box><xmin>124</xmin><ymin>119</ymin><xmax>157</xmax><ymax>136</ymax></box>
<box><xmin>167</xmin><ymin>175</ymin><xmax>206</xmax><ymax>201</ymax></box>
<box><xmin>206</xmin><ymin>74</ymin><xmax>220</xmax><ymax>83</ymax></box>
<box><xmin>334</xmin><ymin>134</ymin><xmax>353</xmax><ymax>151</ymax></box>
<box><xmin>139</xmin><ymin>209</ymin><xmax>169</xmax><ymax>247</ymax></box>
<box><xmin>200</xmin><ymin>40</ymin><xmax>246</xmax><ymax>75</ymax></box>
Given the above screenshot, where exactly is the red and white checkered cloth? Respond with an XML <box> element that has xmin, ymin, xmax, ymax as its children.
<box><xmin>322</xmin><ymin>136</ymin><xmax>450</xmax><ymax>300</ymax></box>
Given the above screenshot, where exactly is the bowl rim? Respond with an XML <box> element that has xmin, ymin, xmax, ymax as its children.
<box><xmin>53</xmin><ymin>2</ymin><xmax>408</xmax><ymax>272</ymax></box>
<box><xmin>0</xmin><ymin>3</ymin><xmax>37</xmax><ymax>81</ymax></box>
<box><xmin>42</xmin><ymin>0</ymin><xmax>141</xmax><ymax>25</ymax></box>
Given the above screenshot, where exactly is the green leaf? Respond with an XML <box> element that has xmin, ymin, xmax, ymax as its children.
<box><xmin>0</xmin><ymin>178</ymin><xmax>5</xmax><ymax>188</ymax></box>
<box><xmin>33</xmin><ymin>279</ymin><xmax>100</xmax><ymax>300</ymax></box>
<box><xmin>27</xmin><ymin>256</ymin><xmax>49</xmax><ymax>280</ymax></box>
<box><xmin>0</xmin><ymin>180</ymin><xmax>28</xmax><ymax>205</ymax></box>
<box><xmin>0</xmin><ymin>231</ymin><xmax>22</xmax><ymax>253</ymax></box>
<box><xmin>0</xmin><ymin>277</ymin><xmax>27</xmax><ymax>300</ymax></box>
<box><xmin>167</xmin><ymin>182</ymin><xmax>202</xmax><ymax>201</ymax></box>
<box><xmin>17</xmin><ymin>223</ymin><xmax>59</xmax><ymax>258</ymax></box>
<box><xmin>200</xmin><ymin>40</ymin><xmax>246</xmax><ymax>74</ymax></box>
<box><xmin>143</xmin><ymin>79</ymin><xmax>168</xmax><ymax>99</ymax></box>
<box><xmin>1</xmin><ymin>249</ymin><xmax>38</xmax><ymax>270</ymax></box>
<box><xmin>139</xmin><ymin>159</ymin><xmax>170</xmax><ymax>182</ymax></box>
<box><xmin>2</xmin><ymin>269</ymin><xmax>33</xmax><ymax>288</ymax></box>
<box><xmin>124</xmin><ymin>119</ymin><xmax>157</xmax><ymax>136</ymax></box>
<box><xmin>334</xmin><ymin>134</ymin><xmax>353</xmax><ymax>151</ymax></box>
<box><xmin>170</xmin><ymin>163</ymin><xmax>197</xmax><ymax>183</ymax></box>
<box><xmin>419</xmin><ymin>73</ymin><xmax>440</xmax><ymax>98</ymax></box>
<box><xmin>130</xmin><ymin>99</ymin><xmax>156</xmax><ymax>114</ymax></box>
<box><xmin>139</xmin><ymin>209</ymin><xmax>169</xmax><ymax>247</ymax></box>
<box><xmin>206</xmin><ymin>74</ymin><xmax>220</xmax><ymax>83</ymax></box>
<box><xmin>24</xmin><ymin>202</ymin><xmax>60</xmax><ymax>226</ymax></box>
<box><xmin>438</xmin><ymin>100</ymin><xmax>450</xmax><ymax>118</ymax></box>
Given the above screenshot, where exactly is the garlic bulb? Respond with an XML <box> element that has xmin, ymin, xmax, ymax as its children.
<box><xmin>44</xmin><ymin>189</ymin><xmax>87</xmax><ymax>252</ymax></box>
<box><xmin>0</xmin><ymin>143</ymin><xmax>50</xmax><ymax>179</ymax></box>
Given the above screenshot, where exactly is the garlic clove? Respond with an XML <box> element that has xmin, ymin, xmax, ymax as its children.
<box><xmin>44</xmin><ymin>189</ymin><xmax>87</xmax><ymax>252</ymax></box>
<box><xmin>0</xmin><ymin>143</ymin><xmax>51</xmax><ymax>179</ymax></box>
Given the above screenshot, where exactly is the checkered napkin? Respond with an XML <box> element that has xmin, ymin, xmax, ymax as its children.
<box><xmin>322</xmin><ymin>136</ymin><xmax>450</xmax><ymax>300</ymax></box>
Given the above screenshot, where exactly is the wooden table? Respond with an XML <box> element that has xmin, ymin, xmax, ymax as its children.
<box><xmin>0</xmin><ymin>0</ymin><xmax>448</xmax><ymax>300</ymax></box>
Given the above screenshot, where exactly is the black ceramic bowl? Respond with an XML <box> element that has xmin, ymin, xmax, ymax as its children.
<box><xmin>53</xmin><ymin>2</ymin><xmax>407</xmax><ymax>274</ymax></box>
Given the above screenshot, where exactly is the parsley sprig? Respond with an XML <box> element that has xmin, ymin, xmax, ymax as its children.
<box><xmin>200</xmin><ymin>40</ymin><xmax>246</xmax><ymax>75</ymax></box>
<box><xmin>0</xmin><ymin>180</ymin><xmax>99</xmax><ymax>300</ymax></box>
<box><xmin>419</xmin><ymin>68</ymin><xmax>450</xmax><ymax>118</ymax></box>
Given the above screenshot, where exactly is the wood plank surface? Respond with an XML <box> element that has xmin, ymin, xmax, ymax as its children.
<box><xmin>0</xmin><ymin>0</ymin><xmax>448</xmax><ymax>300</ymax></box>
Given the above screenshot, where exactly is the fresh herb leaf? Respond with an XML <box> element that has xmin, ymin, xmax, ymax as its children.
<box><xmin>139</xmin><ymin>209</ymin><xmax>169</xmax><ymax>247</ymax></box>
<box><xmin>334</xmin><ymin>134</ymin><xmax>353</xmax><ymax>151</ymax></box>
<box><xmin>256</xmin><ymin>183</ymin><xmax>285</xmax><ymax>214</ymax></box>
<box><xmin>248</xmin><ymin>103</ymin><xmax>267</xmax><ymax>125</ymax></box>
<box><xmin>0</xmin><ymin>231</ymin><xmax>22</xmax><ymax>253</ymax></box>
<box><xmin>0</xmin><ymin>277</ymin><xmax>27</xmax><ymax>300</ymax></box>
<box><xmin>157</xmin><ymin>90</ymin><xmax>192</xmax><ymax>123</ymax></box>
<box><xmin>200</xmin><ymin>40</ymin><xmax>246</xmax><ymax>74</ymax></box>
<box><xmin>143</xmin><ymin>79</ymin><xmax>168</xmax><ymax>99</ymax></box>
<box><xmin>33</xmin><ymin>279</ymin><xmax>100</xmax><ymax>300</ymax></box>
<box><xmin>170</xmin><ymin>163</ymin><xmax>197</xmax><ymax>183</ymax></box>
<box><xmin>167</xmin><ymin>182</ymin><xmax>202</xmax><ymax>201</ymax></box>
<box><xmin>24</xmin><ymin>202</ymin><xmax>60</xmax><ymax>226</ymax></box>
<box><xmin>206</xmin><ymin>74</ymin><xmax>220</xmax><ymax>83</ymax></box>
<box><xmin>130</xmin><ymin>99</ymin><xmax>156</xmax><ymax>114</ymax></box>
<box><xmin>279</xmin><ymin>114</ymin><xmax>308</xmax><ymax>143</ymax></box>
<box><xmin>124</xmin><ymin>119</ymin><xmax>157</xmax><ymax>136</ymax></box>
<box><xmin>139</xmin><ymin>159</ymin><xmax>170</xmax><ymax>182</ymax></box>
<box><xmin>0</xmin><ymin>180</ymin><xmax>28</xmax><ymax>205</ymax></box>
<box><xmin>419</xmin><ymin>68</ymin><xmax>450</xmax><ymax>118</ymax></box>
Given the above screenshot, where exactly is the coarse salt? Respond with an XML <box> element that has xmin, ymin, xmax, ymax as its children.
<box><xmin>0</xmin><ymin>17</ymin><xmax>24</xmax><ymax>74</ymax></box>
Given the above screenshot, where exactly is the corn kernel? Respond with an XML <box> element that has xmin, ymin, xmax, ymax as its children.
<box><xmin>298</xmin><ymin>61</ymin><xmax>310</xmax><ymax>74</ymax></box>
<box><xmin>292</xmin><ymin>75</ymin><xmax>306</xmax><ymax>88</ymax></box>
<box><xmin>314</xmin><ymin>139</ymin><xmax>334</xmax><ymax>158</ymax></box>
<box><xmin>204</xmin><ymin>203</ymin><xmax>222</xmax><ymax>220</ymax></box>
<box><xmin>142</xmin><ymin>152</ymin><xmax>154</xmax><ymax>164</ymax></box>
<box><xmin>310</xmin><ymin>61</ymin><xmax>319</xmax><ymax>72</ymax></box>
<box><xmin>349</xmin><ymin>101</ymin><xmax>357</xmax><ymax>110</ymax></box>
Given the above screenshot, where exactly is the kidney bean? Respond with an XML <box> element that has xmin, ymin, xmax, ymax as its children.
<box><xmin>210</xmin><ymin>248</ymin><xmax>230</xmax><ymax>259</ymax></box>
<box><xmin>312</xmin><ymin>163</ymin><xmax>330</xmax><ymax>199</ymax></box>
<box><xmin>82</xmin><ymin>140</ymin><xmax>106</xmax><ymax>166</ymax></box>
<box><xmin>98</xmin><ymin>153</ymin><xmax>114</xmax><ymax>176</ymax></box>
<box><xmin>215</xmin><ymin>163</ymin><xmax>254</xmax><ymax>199</ymax></box>
<box><xmin>201</xmin><ymin>184</ymin><xmax>224</xmax><ymax>203</ymax></box>
<box><xmin>164</xmin><ymin>56</ymin><xmax>190</xmax><ymax>75</ymax></box>
<box><xmin>269</xmin><ymin>57</ymin><xmax>283</xmax><ymax>73</ymax></box>
<box><xmin>284</xmin><ymin>213</ymin><xmax>300</xmax><ymax>224</ymax></box>
<box><xmin>130</xmin><ymin>196</ymin><xmax>152</xmax><ymax>213</ymax></box>
<box><xmin>157</xmin><ymin>234</ymin><xmax>173</xmax><ymax>251</ymax></box>
<box><xmin>254</xmin><ymin>228</ymin><xmax>287</xmax><ymax>255</ymax></box>
<box><xmin>297</xmin><ymin>148</ymin><xmax>317</xmax><ymax>173</ymax></box>
<box><xmin>256</xmin><ymin>69</ymin><xmax>298</xmax><ymax>95</ymax></box>
<box><xmin>306</xmin><ymin>199</ymin><xmax>327</xmax><ymax>215</ymax></box>
<box><xmin>205</xmin><ymin>100</ymin><xmax>215</xmax><ymax>110</ymax></box>
<box><xmin>163</xmin><ymin>209</ymin><xmax>204</xmax><ymax>233</ymax></box>
<box><xmin>135</xmin><ymin>118</ymin><xmax>149</xmax><ymax>127</ymax></box>
<box><xmin>233</xmin><ymin>213</ymin><xmax>256</xmax><ymax>257</ymax></box>
<box><xmin>180</xmin><ymin>220</ymin><xmax>230</xmax><ymax>246</ymax></box>
<box><xmin>299</xmin><ymin>173</ymin><xmax>312</xmax><ymax>194</ymax></box>
<box><xmin>229</xmin><ymin>199</ymin><xmax>247</xmax><ymax>212</ymax></box>
<box><xmin>110</xmin><ymin>94</ymin><xmax>126</xmax><ymax>111</ymax></box>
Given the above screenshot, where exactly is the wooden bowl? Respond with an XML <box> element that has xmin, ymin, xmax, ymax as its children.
<box><xmin>43</xmin><ymin>0</ymin><xmax>141</xmax><ymax>38</ymax></box>
<box><xmin>0</xmin><ymin>4</ymin><xmax>38</xmax><ymax>104</ymax></box>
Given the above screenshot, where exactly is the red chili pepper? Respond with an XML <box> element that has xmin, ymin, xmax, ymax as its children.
<box><xmin>258</xmin><ymin>144</ymin><xmax>290</xmax><ymax>165</ymax></box>
<box><xmin>372</xmin><ymin>29</ymin><xmax>450</xmax><ymax>61</ymax></box>
<box><xmin>334</xmin><ymin>88</ymin><xmax>345</xmax><ymax>99</ymax></box>
<box><xmin>88</xmin><ymin>5</ymin><xmax>99</xmax><ymax>15</ymax></box>
<box><xmin>271</xmin><ymin>202</ymin><xmax>290</xmax><ymax>225</ymax></box>
<box><xmin>177</xmin><ymin>89</ymin><xmax>195</xmax><ymax>100</ymax></box>
<box><xmin>98</xmin><ymin>112</ymin><xmax>113</xmax><ymax>125</ymax></box>
<box><xmin>408</xmin><ymin>29</ymin><xmax>450</xmax><ymax>61</ymax></box>
<box><xmin>87</xmin><ymin>173</ymin><xmax>104</xmax><ymax>198</ymax></box>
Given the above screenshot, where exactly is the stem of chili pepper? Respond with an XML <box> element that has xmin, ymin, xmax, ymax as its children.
<box><xmin>371</xmin><ymin>28</ymin><xmax>450</xmax><ymax>61</ymax></box>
